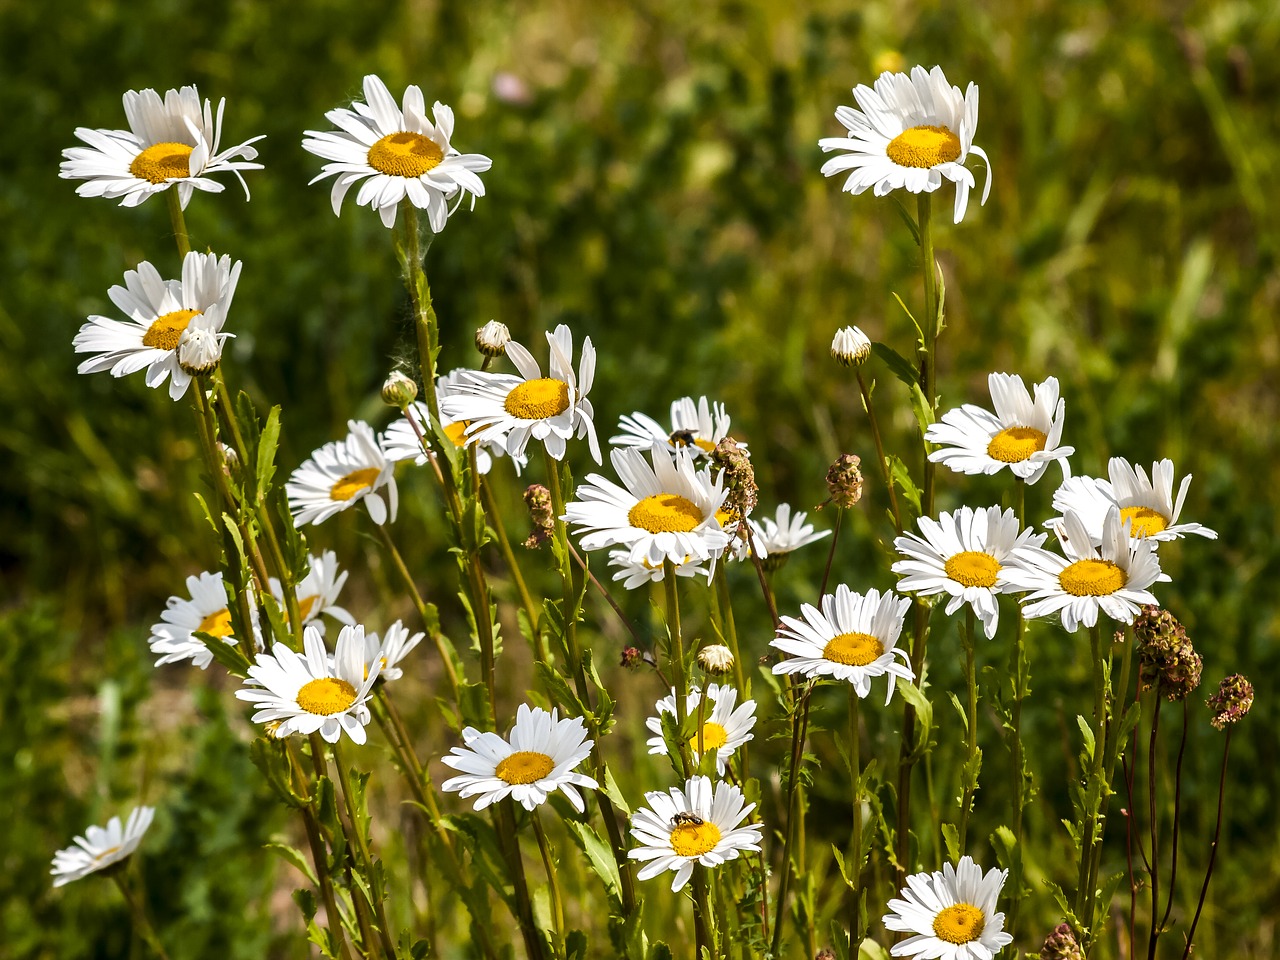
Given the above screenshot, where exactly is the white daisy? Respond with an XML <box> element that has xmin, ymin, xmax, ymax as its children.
<box><xmin>628</xmin><ymin>775</ymin><xmax>763</xmax><ymax>893</ymax></box>
<box><xmin>1050</xmin><ymin>457</ymin><xmax>1218</xmax><ymax>546</ymax></box>
<box><xmin>382</xmin><ymin>371</ymin><xmax>527</xmax><ymax>475</ymax></box>
<box><xmin>286</xmin><ymin>420</ymin><xmax>398</xmax><ymax>527</ymax></box>
<box><xmin>645</xmin><ymin>683</ymin><xmax>756</xmax><ymax>776</ymax></box>
<box><xmin>73</xmin><ymin>252</ymin><xmax>240</xmax><ymax>401</ymax></box>
<box><xmin>440</xmin><ymin>704</ymin><xmax>598</xmax><ymax>812</ymax></box>
<box><xmin>831</xmin><ymin>325</ymin><xmax>873</xmax><ymax>366</ymax></box>
<box><xmin>361</xmin><ymin>620</ymin><xmax>423</xmax><ymax>682</ymax></box>
<box><xmin>612</xmin><ymin>396</ymin><xmax>741</xmax><ymax>460</ymax></box>
<box><xmin>819</xmin><ymin>65</ymin><xmax>991</xmax><ymax>224</ymax></box>
<box><xmin>770</xmin><ymin>585</ymin><xmax>914</xmax><ymax>703</ymax></box>
<box><xmin>564</xmin><ymin>445</ymin><xmax>731</xmax><ymax>568</ymax></box>
<box><xmin>883</xmin><ymin>856</ymin><xmax>1014</xmax><ymax>960</ymax></box>
<box><xmin>270</xmin><ymin>551</ymin><xmax>355</xmax><ymax>635</ymax></box>
<box><xmin>51</xmin><ymin>806</ymin><xmax>156</xmax><ymax>887</ymax></box>
<box><xmin>302</xmin><ymin>73</ymin><xmax>492</xmax><ymax>231</ymax></box>
<box><xmin>60</xmin><ymin>85</ymin><xmax>263</xmax><ymax>209</ymax></box>
<box><xmin>235</xmin><ymin>624</ymin><xmax>379</xmax><ymax>744</ymax></box>
<box><xmin>1001</xmin><ymin>507</ymin><xmax>1169</xmax><ymax>632</ymax></box>
<box><xmin>892</xmin><ymin>506</ymin><xmax>1046</xmax><ymax>639</ymax></box>
<box><xmin>149</xmin><ymin>570</ymin><xmax>257</xmax><ymax>669</ymax></box>
<box><xmin>441</xmin><ymin>325</ymin><xmax>601</xmax><ymax>463</ymax></box>
<box><xmin>748</xmin><ymin>503</ymin><xmax>830</xmax><ymax>564</ymax></box>
<box><xmin>607</xmin><ymin>549</ymin><xmax>711</xmax><ymax>590</ymax></box>
<box><xmin>925</xmin><ymin>373</ymin><xmax>1075</xmax><ymax>485</ymax></box>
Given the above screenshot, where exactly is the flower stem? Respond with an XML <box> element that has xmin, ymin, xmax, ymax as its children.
<box><xmin>770</xmin><ymin>680</ymin><xmax>813</xmax><ymax>957</ymax></box>
<box><xmin>847</xmin><ymin>687</ymin><xmax>865</xmax><ymax>959</ymax></box>
<box><xmin>693</xmin><ymin>865</ymin><xmax>719</xmax><ymax>959</ymax></box>
<box><xmin>165</xmin><ymin>189</ymin><xmax>191</xmax><ymax>259</ymax></box>
<box><xmin>286</xmin><ymin>740</ymin><xmax>354</xmax><ymax>960</ymax></box>
<box><xmin>1180</xmin><ymin>728</ymin><xmax>1232</xmax><ymax>960</ymax></box>
<box><xmin>331</xmin><ymin>739</ymin><xmax>397</xmax><ymax>960</ymax></box>
<box><xmin>480</xmin><ymin>479</ymin><xmax>540</xmax><ymax>629</ymax></box>
<box><xmin>819</xmin><ymin>508</ymin><xmax>843</xmax><ymax>598</ymax></box>
<box><xmin>957</xmin><ymin>609</ymin><xmax>979</xmax><ymax>853</ymax></box>
<box><xmin>1075</xmin><ymin>623</ymin><xmax>1110</xmax><ymax>936</ymax></box>
<box><xmin>1145</xmin><ymin>696</ymin><xmax>1163</xmax><ymax>960</ymax></box>
<box><xmin>854</xmin><ymin>367</ymin><xmax>903</xmax><ymax>534</ymax></box>
<box><xmin>112</xmin><ymin>871</ymin><xmax>172</xmax><ymax>960</ymax></box>
<box><xmin>497</xmin><ymin>800</ymin><xmax>550</xmax><ymax>960</ymax></box>
<box><xmin>1159</xmin><ymin>700</ymin><xmax>1190</xmax><ymax>933</ymax></box>
<box><xmin>1008</xmin><ymin>479</ymin><xmax>1029</xmax><ymax>934</ymax></box>
<box><xmin>663</xmin><ymin>558</ymin><xmax>693</xmax><ymax>780</ymax></box>
<box><xmin>532</xmin><ymin>812</ymin><xmax>566</xmax><ymax>958</ymax></box>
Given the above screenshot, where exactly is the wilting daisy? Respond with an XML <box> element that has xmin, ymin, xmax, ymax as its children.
<box><xmin>302</xmin><ymin>73</ymin><xmax>491</xmax><ymax>230</ymax></box>
<box><xmin>287</xmin><ymin>420</ymin><xmax>398</xmax><ymax>526</ymax></box>
<box><xmin>149</xmin><ymin>570</ymin><xmax>257</xmax><ymax>669</ymax></box>
<box><xmin>883</xmin><ymin>856</ymin><xmax>1013</xmax><ymax>960</ymax></box>
<box><xmin>892</xmin><ymin>506</ymin><xmax>1045</xmax><ymax>639</ymax></box>
<box><xmin>1002</xmin><ymin>508</ymin><xmax>1168</xmax><ymax>632</ymax></box>
<box><xmin>612</xmin><ymin>396</ymin><xmax>740</xmax><ymax>460</ymax></box>
<box><xmin>361</xmin><ymin>620</ymin><xmax>423</xmax><ymax>682</ymax></box>
<box><xmin>748</xmin><ymin>503</ymin><xmax>830</xmax><ymax>568</ymax></box>
<box><xmin>236</xmin><ymin>625</ymin><xmax>379</xmax><ymax>744</ymax></box>
<box><xmin>51</xmin><ymin>806</ymin><xmax>156</xmax><ymax>887</ymax></box>
<box><xmin>73</xmin><ymin>252</ymin><xmax>240</xmax><ymax>401</ymax></box>
<box><xmin>60</xmin><ymin>85</ymin><xmax>263</xmax><ymax>209</ymax></box>
<box><xmin>270</xmin><ymin>551</ymin><xmax>354</xmax><ymax>635</ymax></box>
<box><xmin>645</xmin><ymin>683</ymin><xmax>756</xmax><ymax>775</ymax></box>
<box><xmin>440</xmin><ymin>704</ymin><xmax>598</xmax><ymax>812</ymax></box>
<box><xmin>926</xmin><ymin>373</ymin><xmax>1074</xmax><ymax>485</ymax></box>
<box><xmin>771</xmin><ymin>585</ymin><xmax>914</xmax><ymax>703</ymax></box>
<box><xmin>383</xmin><ymin>371</ymin><xmax>526</xmax><ymax>475</ymax></box>
<box><xmin>608</xmin><ymin>550</ymin><xmax>711</xmax><ymax>590</ymax></box>
<box><xmin>819</xmin><ymin>65</ymin><xmax>991</xmax><ymax>224</ymax></box>
<box><xmin>1051</xmin><ymin>457</ymin><xmax>1218</xmax><ymax>546</ymax></box>
<box><xmin>565</xmin><ymin>445</ymin><xmax>731</xmax><ymax>568</ymax></box>
<box><xmin>628</xmin><ymin>775</ymin><xmax>763</xmax><ymax>892</ymax></box>
<box><xmin>442</xmin><ymin>325</ymin><xmax>600</xmax><ymax>463</ymax></box>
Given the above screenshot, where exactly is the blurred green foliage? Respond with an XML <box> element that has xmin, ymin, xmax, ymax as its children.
<box><xmin>3</xmin><ymin>0</ymin><xmax>1279</xmax><ymax>956</ymax></box>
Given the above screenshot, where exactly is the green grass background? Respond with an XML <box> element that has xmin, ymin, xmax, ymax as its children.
<box><xmin>2</xmin><ymin>0</ymin><xmax>1278</xmax><ymax>956</ymax></box>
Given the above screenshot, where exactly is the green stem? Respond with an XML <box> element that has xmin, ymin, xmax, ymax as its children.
<box><xmin>854</xmin><ymin>367</ymin><xmax>903</xmax><ymax>534</ymax></box>
<box><xmin>847</xmin><ymin>688</ymin><xmax>865</xmax><ymax>959</ymax></box>
<box><xmin>112</xmin><ymin>871</ymin><xmax>172</xmax><ymax>960</ymax></box>
<box><xmin>497</xmin><ymin>800</ymin><xmax>550</xmax><ymax>960</ymax></box>
<box><xmin>481</xmin><ymin>479</ymin><xmax>540</xmax><ymax>630</ymax></box>
<box><xmin>1008</xmin><ymin>479</ymin><xmax>1029</xmax><ymax>934</ymax></box>
<box><xmin>1075</xmin><ymin>623</ymin><xmax>1109</xmax><ymax>936</ymax></box>
<box><xmin>532</xmin><ymin>812</ymin><xmax>566</xmax><ymax>958</ymax></box>
<box><xmin>286</xmin><ymin>741</ymin><xmax>354</xmax><ymax>960</ymax></box>
<box><xmin>1180</xmin><ymin>728</ymin><xmax>1232</xmax><ymax>960</ymax></box>
<box><xmin>663</xmin><ymin>558</ymin><xmax>693</xmax><ymax>779</ymax></box>
<box><xmin>165</xmin><ymin>188</ymin><xmax>191</xmax><ymax>259</ymax></box>
<box><xmin>958</xmin><ymin>609</ymin><xmax>979</xmax><ymax>853</ymax></box>
<box><xmin>693</xmin><ymin>865</ymin><xmax>718</xmax><ymax>960</ymax></box>
<box><xmin>331</xmin><ymin>739</ymin><xmax>397</xmax><ymax>960</ymax></box>
<box><xmin>770</xmin><ymin>681</ymin><xmax>813</xmax><ymax>957</ymax></box>
<box><xmin>712</xmin><ymin>565</ymin><xmax>749</xmax><ymax>779</ymax></box>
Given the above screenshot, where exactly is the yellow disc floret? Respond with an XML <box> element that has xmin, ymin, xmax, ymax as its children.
<box><xmin>297</xmin><ymin>677</ymin><xmax>358</xmax><ymax>716</ymax></box>
<box><xmin>669</xmin><ymin>820</ymin><xmax>722</xmax><ymax>857</ymax></box>
<box><xmin>366</xmin><ymin>132</ymin><xmax>444</xmax><ymax>178</ymax></box>
<box><xmin>330</xmin><ymin>468</ymin><xmax>380</xmax><ymax>502</ymax></box>
<box><xmin>1120</xmin><ymin>506</ymin><xmax>1168</xmax><ymax>538</ymax></box>
<box><xmin>495</xmin><ymin>751</ymin><xmax>555</xmax><ymax>785</ymax></box>
<box><xmin>142</xmin><ymin>309</ymin><xmax>202</xmax><ymax>351</ymax></box>
<box><xmin>129</xmin><ymin>142</ymin><xmax>194</xmax><ymax>183</ymax></box>
<box><xmin>822</xmin><ymin>631</ymin><xmax>885</xmax><ymax>666</ymax></box>
<box><xmin>696</xmin><ymin>721</ymin><xmax>729</xmax><ymax>751</ymax></box>
<box><xmin>629</xmin><ymin>494</ymin><xmax>704</xmax><ymax>533</ymax></box>
<box><xmin>1059</xmin><ymin>559</ymin><xmax>1127</xmax><ymax>597</ymax></box>
<box><xmin>197</xmin><ymin>608</ymin><xmax>234</xmax><ymax>638</ymax></box>
<box><xmin>885</xmin><ymin>124</ymin><xmax>961</xmax><ymax>169</ymax></box>
<box><xmin>986</xmin><ymin>426</ymin><xmax>1047</xmax><ymax>464</ymax></box>
<box><xmin>944</xmin><ymin>551</ymin><xmax>1002</xmax><ymax>588</ymax></box>
<box><xmin>444</xmin><ymin>420</ymin><xmax>471</xmax><ymax>448</ymax></box>
<box><xmin>933</xmin><ymin>903</ymin><xmax>986</xmax><ymax>944</ymax></box>
<box><xmin>504</xmin><ymin>378</ymin><xmax>570</xmax><ymax>420</ymax></box>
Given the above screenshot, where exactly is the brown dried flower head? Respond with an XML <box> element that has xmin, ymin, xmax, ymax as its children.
<box><xmin>1134</xmin><ymin>605</ymin><xmax>1202</xmax><ymax>701</ymax></box>
<box><xmin>1207</xmin><ymin>674</ymin><xmax>1254</xmax><ymax>730</ymax></box>
<box><xmin>826</xmin><ymin>453</ymin><xmax>864</xmax><ymax>508</ymax></box>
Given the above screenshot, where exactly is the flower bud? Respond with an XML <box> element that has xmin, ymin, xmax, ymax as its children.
<box><xmin>1207</xmin><ymin>673</ymin><xmax>1254</xmax><ymax>730</ymax></box>
<box><xmin>826</xmin><ymin>454</ymin><xmax>864</xmax><ymax>508</ymax></box>
<box><xmin>1040</xmin><ymin>922</ymin><xmax>1085</xmax><ymax>960</ymax></box>
<box><xmin>381</xmin><ymin>370</ymin><xmax>418</xmax><ymax>409</ymax></box>
<box><xmin>831</xmin><ymin>326</ymin><xmax>872</xmax><ymax>367</ymax></box>
<box><xmin>697</xmin><ymin>644</ymin><xmax>735</xmax><ymax>677</ymax></box>
<box><xmin>523</xmin><ymin>483</ymin><xmax>555</xmax><ymax>549</ymax></box>
<box><xmin>475</xmin><ymin>320</ymin><xmax>511</xmax><ymax>358</ymax></box>
<box><xmin>177</xmin><ymin>323</ymin><xmax>224</xmax><ymax>376</ymax></box>
<box><xmin>620</xmin><ymin>646</ymin><xmax>643</xmax><ymax>669</ymax></box>
<box><xmin>1134</xmin><ymin>605</ymin><xmax>1202</xmax><ymax>701</ymax></box>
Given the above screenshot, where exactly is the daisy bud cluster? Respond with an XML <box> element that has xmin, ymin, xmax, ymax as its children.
<box><xmin>1134</xmin><ymin>605</ymin><xmax>1202</xmax><ymax>701</ymax></box>
<box><xmin>1207</xmin><ymin>674</ymin><xmax>1254</xmax><ymax>730</ymax></box>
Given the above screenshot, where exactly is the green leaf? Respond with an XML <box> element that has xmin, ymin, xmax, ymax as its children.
<box><xmin>194</xmin><ymin>629</ymin><xmax>251</xmax><ymax>676</ymax></box>
<box><xmin>256</xmin><ymin>405</ymin><xmax>282</xmax><ymax>500</ymax></box>
<box><xmin>266</xmin><ymin>841</ymin><xmax>317</xmax><ymax>885</ymax></box>
<box><xmin>1076</xmin><ymin>714</ymin><xmax>1096</xmax><ymax>765</ymax></box>
<box><xmin>566</xmin><ymin>820</ymin><xmax>623</xmax><ymax>906</ymax></box>
<box><xmin>886</xmin><ymin>455</ymin><xmax>923</xmax><ymax>517</ymax></box>
<box><xmin>941</xmin><ymin>823</ymin><xmax>960</xmax><ymax>863</ymax></box>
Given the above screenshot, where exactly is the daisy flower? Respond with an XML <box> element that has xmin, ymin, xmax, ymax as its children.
<box><xmin>51</xmin><ymin>807</ymin><xmax>156</xmax><ymax>887</ymax></box>
<box><xmin>645</xmin><ymin>683</ymin><xmax>756</xmax><ymax>776</ymax></box>
<box><xmin>73</xmin><ymin>252</ymin><xmax>240</xmax><ymax>401</ymax></box>
<box><xmin>440</xmin><ymin>704</ymin><xmax>598</xmax><ymax>812</ymax></box>
<box><xmin>382</xmin><ymin>371</ymin><xmax>527</xmax><ymax>475</ymax></box>
<box><xmin>925</xmin><ymin>373</ymin><xmax>1075</xmax><ymax>485</ymax></box>
<box><xmin>892</xmin><ymin>506</ymin><xmax>1046</xmax><ymax>639</ymax></box>
<box><xmin>270</xmin><ymin>551</ymin><xmax>355</xmax><ymax>635</ymax></box>
<box><xmin>286</xmin><ymin>420</ymin><xmax>398</xmax><ymax>526</ymax></box>
<box><xmin>612</xmin><ymin>396</ymin><xmax>740</xmax><ymax>460</ymax></box>
<box><xmin>819</xmin><ymin>65</ymin><xmax>991</xmax><ymax>224</ymax></box>
<box><xmin>236</xmin><ymin>624</ymin><xmax>379</xmax><ymax>744</ymax></box>
<box><xmin>564</xmin><ymin>445</ymin><xmax>731</xmax><ymax>568</ymax></box>
<box><xmin>361</xmin><ymin>620</ymin><xmax>423</xmax><ymax>682</ymax></box>
<box><xmin>607</xmin><ymin>550</ymin><xmax>711</xmax><ymax>590</ymax></box>
<box><xmin>771</xmin><ymin>585</ymin><xmax>914</xmax><ymax>703</ymax></box>
<box><xmin>442</xmin><ymin>325</ymin><xmax>600</xmax><ymax>463</ymax></box>
<box><xmin>302</xmin><ymin>73</ymin><xmax>491</xmax><ymax>230</ymax></box>
<box><xmin>883</xmin><ymin>856</ymin><xmax>1014</xmax><ymax>960</ymax></box>
<box><xmin>1050</xmin><ymin>457</ymin><xmax>1218</xmax><ymax>546</ymax></box>
<box><xmin>149</xmin><ymin>570</ymin><xmax>257</xmax><ymax>669</ymax></box>
<box><xmin>628</xmin><ymin>775</ymin><xmax>763</xmax><ymax>893</ymax></box>
<box><xmin>60</xmin><ymin>85</ymin><xmax>263</xmax><ymax>209</ymax></box>
<box><xmin>748</xmin><ymin>503</ymin><xmax>830</xmax><ymax>568</ymax></box>
<box><xmin>1001</xmin><ymin>507</ymin><xmax>1168</xmax><ymax>632</ymax></box>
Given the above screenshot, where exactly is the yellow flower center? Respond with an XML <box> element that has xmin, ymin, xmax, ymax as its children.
<box><xmin>296</xmin><ymin>677</ymin><xmax>358</xmax><ymax>716</ymax></box>
<box><xmin>296</xmin><ymin>595</ymin><xmax>319</xmax><ymax>621</ymax></box>
<box><xmin>669</xmin><ymin>820</ymin><xmax>723</xmax><ymax>857</ymax></box>
<box><xmin>1120</xmin><ymin>506</ymin><xmax>1168</xmax><ymax>538</ymax></box>
<box><xmin>197</xmin><ymin>607</ymin><xmax>234</xmax><ymax>638</ymax></box>
<box><xmin>714</xmin><ymin>507</ymin><xmax>738</xmax><ymax>528</ymax></box>
<box><xmin>944</xmin><ymin>551</ymin><xmax>1002</xmax><ymax>588</ymax></box>
<box><xmin>129</xmin><ymin>142</ymin><xmax>194</xmax><ymax>183</ymax></box>
<box><xmin>329</xmin><ymin>467</ymin><xmax>380</xmax><ymax>502</ymax></box>
<box><xmin>694</xmin><ymin>721</ymin><xmax>728</xmax><ymax>751</ymax></box>
<box><xmin>822</xmin><ymin>631</ymin><xmax>885</xmax><ymax>666</ymax></box>
<box><xmin>933</xmin><ymin>903</ymin><xmax>986</xmax><ymax>944</ymax></box>
<box><xmin>986</xmin><ymin>426</ymin><xmax>1048</xmax><ymax>464</ymax></box>
<box><xmin>366</xmin><ymin>131</ymin><xmax>444</xmax><ymax>178</ymax></box>
<box><xmin>504</xmin><ymin>378</ymin><xmax>570</xmax><ymax>420</ymax></box>
<box><xmin>885</xmin><ymin>124</ymin><xmax>962</xmax><ymax>169</ymax></box>
<box><xmin>1059</xmin><ymin>559</ymin><xmax>1127</xmax><ymax>597</ymax></box>
<box><xmin>444</xmin><ymin>420</ymin><xmax>471</xmax><ymax>448</ymax></box>
<box><xmin>494</xmin><ymin>750</ymin><xmax>555</xmax><ymax>785</ymax></box>
<box><xmin>142</xmin><ymin>308</ymin><xmax>202</xmax><ymax>351</ymax></box>
<box><xmin>629</xmin><ymin>494</ymin><xmax>704</xmax><ymax>533</ymax></box>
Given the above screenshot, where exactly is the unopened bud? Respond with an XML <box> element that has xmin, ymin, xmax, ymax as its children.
<box><xmin>815</xmin><ymin>950</ymin><xmax>837</xmax><ymax>960</ymax></box>
<box><xmin>831</xmin><ymin>326</ymin><xmax>872</xmax><ymax>367</ymax></box>
<box><xmin>178</xmin><ymin>323</ymin><xmax>224</xmax><ymax>376</ymax></box>
<box><xmin>697</xmin><ymin>644</ymin><xmax>735</xmax><ymax>676</ymax></box>
<box><xmin>475</xmin><ymin>320</ymin><xmax>511</xmax><ymax>358</ymax></box>
<box><xmin>711</xmin><ymin>437</ymin><xmax>757</xmax><ymax>520</ymax></box>
<box><xmin>620</xmin><ymin>646</ymin><xmax>643</xmax><ymax>669</ymax></box>
<box><xmin>1207</xmin><ymin>673</ymin><xmax>1254</xmax><ymax>730</ymax></box>
<box><xmin>381</xmin><ymin>370</ymin><xmax>418</xmax><ymax>409</ymax></box>
<box><xmin>1040</xmin><ymin>922</ymin><xmax>1085</xmax><ymax>960</ymax></box>
<box><xmin>1134</xmin><ymin>605</ymin><xmax>1202</xmax><ymax>701</ymax></box>
<box><xmin>523</xmin><ymin>483</ymin><xmax>555</xmax><ymax>549</ymax></box>
<box><xmin>826</xmin><ymin>454</ymin><xmax>864</xmax><ymax>508</ymax></box>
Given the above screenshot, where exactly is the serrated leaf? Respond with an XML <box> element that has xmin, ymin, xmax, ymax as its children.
<box><xmin>256</xmin><ymin>405</ymin><xmax>282</xmax><ymax>499</ymax></box>
<box><xmin>941</xmin><ymin>823</ymin><xmax>960</xmax><ymax>863</ymax></box>
<box><xmin>266</xmin><ymin>841</ymin><xmax>317</xmax><ymax>885</ymax></box>
<box><xmin>566</xmin><ymin>820</ymin><xmax>622</xmax><ymax>905</ymax></box>
<box><xmin>1076</xmin><ymin>714</ymin><xmax>1096</xmax><ymax>764</ymax></box>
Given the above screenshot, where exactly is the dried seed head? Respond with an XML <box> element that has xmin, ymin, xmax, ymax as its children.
<box><xmin>831</xmin><ymin>326</ymin><xmax>872</xmax><ymax>367</ymax></box>
<box><xmin>815</xmin><ymin>950</ymin><xmax>837</xmax><ymax>960</ymax></box>
<box><xmin>826</xmin><ymin>453</ymin><xmax>864</xmax><ymax>508</ymax></box>
<box><xmin>381</xmin><ymin>370</ymin><xmax>419</xmax><ymax>409</ymax></box>
<box><xmin>523</xmin><ymin>483</ymin><xmax>555</xmax><ymax>549</ymax></box>
<box><xmin>1207</xmin><ymin>674</ymin><xmax>1254</xmax><ymax>730</ymax></box>
<box><xmin>711</xmin><ymin>437</ymin><xmax>758</xmax><ymax>519</ymax></box>
<box><xmin>475</xmin><ymin>320</ymin><xmax>511</xmax><ymax>357</ymax></box>
<box><xmin>1039</xmin><ymin>922</ymin><xmax>1085</xmax><ymax>960</ymax></box>
<box><xmin>697</xmin><ymin>644</ymin><xmax>735</xmax><ymax>676</ymax></box>
<box><xmin>620</xmin><ymin>646</ymin><xmax>644</xmax><ymax>669</ymax></box>
<box><xmin>1134</xmin><ymin>605</ymin><xmax>1202</xmax><ymax>701</ymax></box>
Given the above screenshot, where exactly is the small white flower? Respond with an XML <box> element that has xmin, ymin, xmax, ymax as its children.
<box><xmin>607</xmin><ymin>549</ymin><xmax>711</xmax><ymax>590</ymax></box>
<box><xmin>831</xmin><ymin>326</ymin><xmax>872</xmax><ymax>366</ymax></box>
<box><xmin>270</xmin><ymin>551</ymin><xmax>354</xmax><ymax>635</ymax></box>
<box><xmin>176</xmin><ymin>320</ymin><xmax>227</xmax><ymax>375</ymax></box>
<box><xmin>883</xmin><ymin>856</ymin><xmax>1014</xmax><ymax>960</ymax></box>
<box><xmin>1001</xmin><ymin>507</ymin><xmax>1169</xmax><ymax>632</ymax></box>
<box><xmin>628</xmin><ymin>775</ymin><xmax>763</xmax><ymax>892</ymax></box>
<box><xmin>361</xmin><ymin>620</ymin><xmax>423</xmax><ymax>682</ymax></box>
<box><xmin>302</xmin><ymin>74</ymin><xmax>491</xmax><ymax>231</ymax></box>
<box><xmin>440</xmin><ymin>704</ymin><xmax>598</xmax><ymax>812</ymax></box>
<box><xmin>748</xmin><ymin>503</ymin><xmax>830</xmax><ymax>560</ymax></box>
<box><xmin>52</xmin><ymin>807</ymin><xmax>156</xmax><ymax>887</ymax></box>
<box><xmin>925</xmin><ymin>373</ymin><xmax>1075</xmax><ymax>485</ymax></box>
<box><xmin>771</xmin><ymin>585</ymin><xmax>914</xmax><ymax>703</ymax></box>
<box><xmin>442</xmin><ymin>325</ymin><xmax>600</xmax><ymax>463</ymax></box>
<box><xmin>645</xmin><ymin>683</ymin><xmax>756</xmax><ymax>776</ymax></box>
<box><xmin>286</xmin><ymin>420</ymin><xmax>398</xmax><ymax>526</ymax></box>
<box><xmin>612</xmin><ymin>396</ymin><xmax>741</xmax><ymax>461</ymax></box>
<box><xmin>73</xmin><ymin>252</ymin><xmax>241</xmax><ymax>401</ymax></box>
<box><xmin>819</xmin><ymin>65</ymin><xmax>991</xmax><ymax>224</ymax></box>
<box><xmin>892</xmin><ymin>506</ymin><xmax>1046</xmax><ymax>639</ymax></box>
<box><xmin>475</xmin><ymin>319</ymin><xmax>511</xmax><ymax>357</ymax></box>
<box><xmin>697</xmin><ymin>644</ymin><xmax>736</xmax><ymax>676</ymax></box>
<box><xmin>1050</xmin><ymin>457</ymin><xmax>1218</xmax><ymax>546</ymax></box>
<box><xmin>236</xmin><ymin>625</ymin><xmax>379</xmax><ymax>744</ymax></box>
<box><xmin>60</xmin><ymin>85</ymin><xmax>263</xmax><ymax>209</ymax></box>
<box><xmin>149</xmin><ymin>570</ymin><xmax>257</xmax><ymax>669</ymax></box>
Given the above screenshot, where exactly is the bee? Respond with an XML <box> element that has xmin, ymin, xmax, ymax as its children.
<box><xmin>668</xmin><ymin>429</ymin><xmax>698</xmax><ymax>448</ymax></box>
<box><xmin>671</xmin><ymin>812</ymin><xmax>705</xmax><ymax>827</ymax></box>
